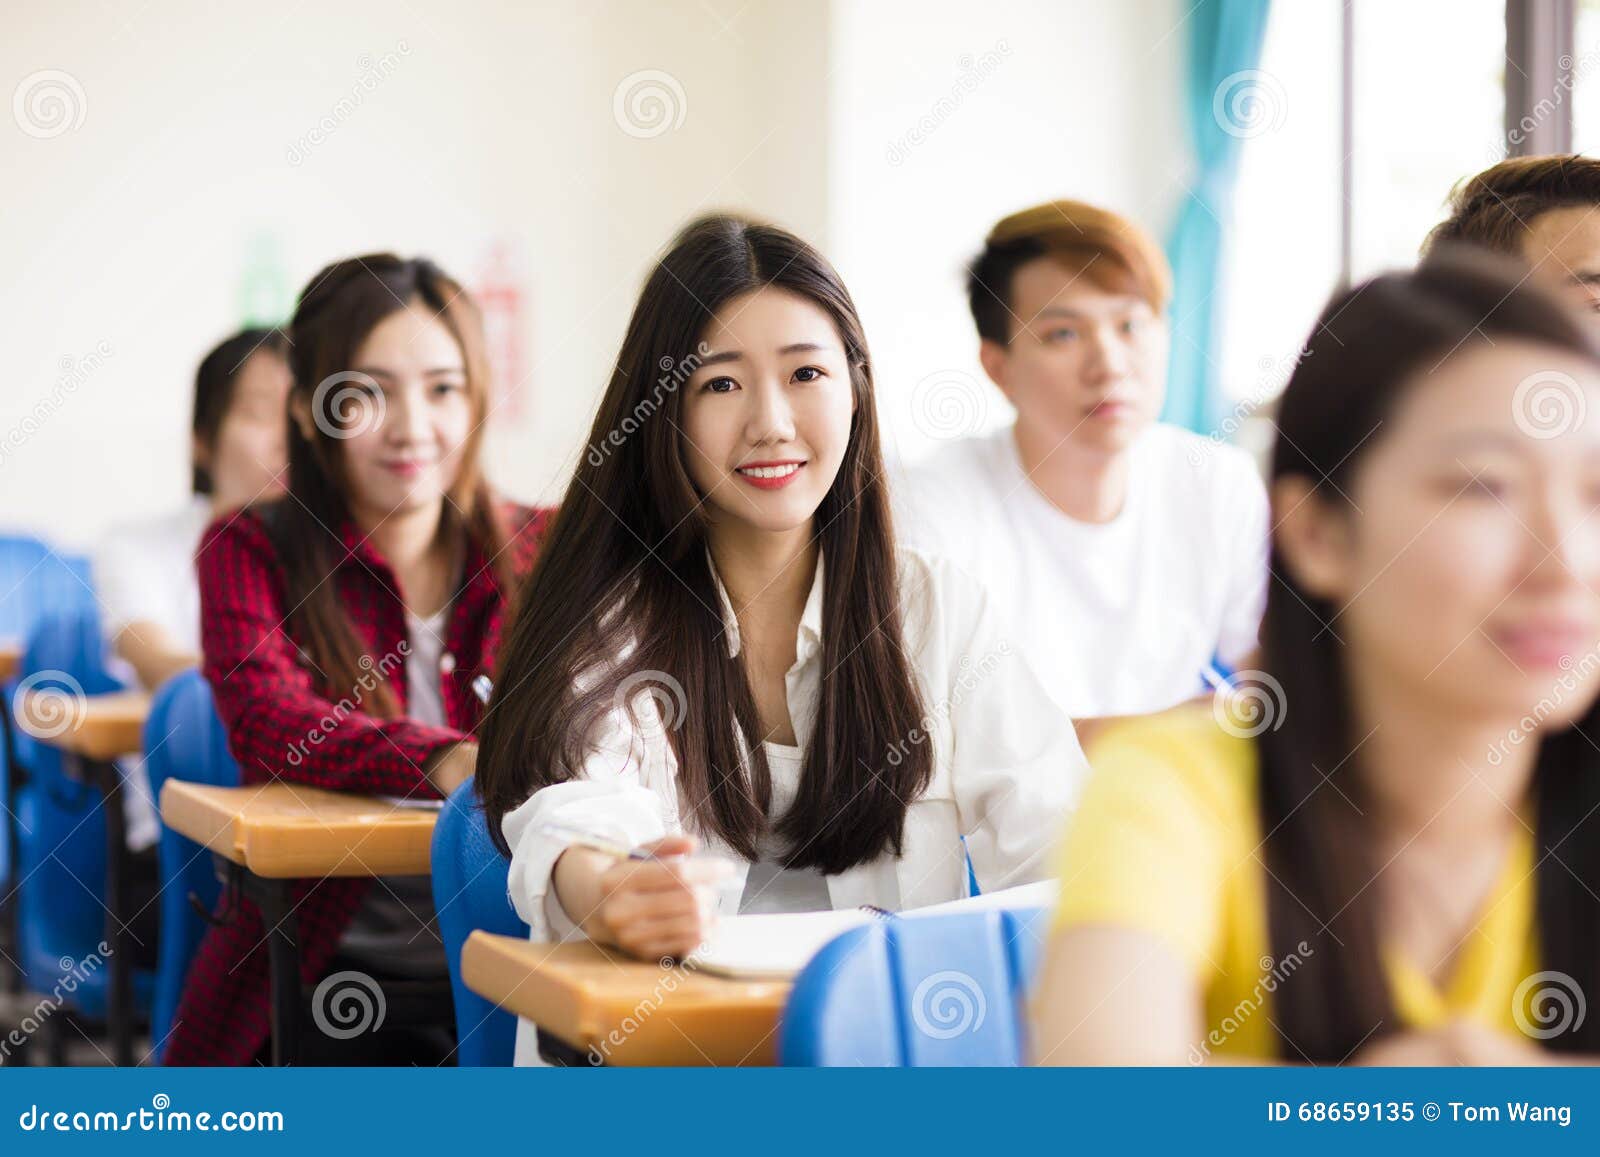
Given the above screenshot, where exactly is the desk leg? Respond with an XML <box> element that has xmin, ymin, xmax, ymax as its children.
<box><xmin>251</xmin><ymin>878</ymin><xmax>301</xmax><ymax>1066</ymax></box>
<box><xmin>85</xmin><ymin>757</ymin><xmax>134</xmax><ymax>1067</ymax></box>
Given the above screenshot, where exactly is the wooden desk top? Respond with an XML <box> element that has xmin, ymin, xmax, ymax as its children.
<box><xmin>461</xmin><ymin>931</ymin><xmax>790</xmax><ymax>1066</ymax></box>
<box><xmin>13</xmin><ymin>689</ymin><xmax>151</xmax><ymax>761</ymax></box>
<box><xmin>0</xmin><ymin>640</ymin><xmax>19</xmax><ymax>682</ymax></box>
<box><xmin>159</xmin><ymin>780</ymin><xmax>438</xmax><ymax>879</ymax></box>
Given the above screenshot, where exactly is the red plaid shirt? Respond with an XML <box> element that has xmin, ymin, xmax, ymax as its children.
<box><xmin>163</xmin><ymin>499</ymin><xmax>552</xmax><ymax>1066</ymax></box>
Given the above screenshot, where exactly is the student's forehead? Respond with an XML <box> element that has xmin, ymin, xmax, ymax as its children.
<box><xmin>1383</xmin><ymin>340</ymin><xmax>1600</xmax><ymax>446</ymax></box>
<box><xmin>1525</xmin><ymin>204</ymin><xmax>1600</xmax><ymax>267</ymax></box>
<box><xmin>1010</xmin><ymin>257</ymin><xmax>1142</xmax><ymax>312</ymax></box>
<box><xmin>702</xmin><ymin>287</ymin><xmax>842</xmax><ymax>350</ymax></box>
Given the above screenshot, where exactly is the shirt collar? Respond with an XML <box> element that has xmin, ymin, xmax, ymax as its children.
<box><xmin>707</xmin><ymin>548</ymin><xmax>825</xmax><ymax>663</ymax></box>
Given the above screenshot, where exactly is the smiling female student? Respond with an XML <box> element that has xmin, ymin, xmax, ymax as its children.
<box><xmin>163</xmin><ymin>255</ymin><xmax>551</xmax><ymax>1066</ymax></box>
<box><xmin>476</xmin><ymin>216</ymin><xmax>1085</xmax><ymax>1062</ymax></box>
<box><xmin>1032</xmin><ymin>249</ymin><xmax>1600</xmax><ymax>1065</ymax></box>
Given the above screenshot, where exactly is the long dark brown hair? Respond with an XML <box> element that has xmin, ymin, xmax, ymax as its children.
<box><xmin>263</xmin><ymin>254</ymin><xmax>513</xmax><ymax>716</ymax></box>
<box><xmin>1261</xmin><ymin>246</ymin><xmax>1600</xmax><ymax>1058</ymax></box>
<box><xmin>477</xmin><ymin>215</ymin><xmax>931</xmax><ymax>872</ymax></box>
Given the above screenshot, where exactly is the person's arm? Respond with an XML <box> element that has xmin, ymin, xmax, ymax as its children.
<box><xmin>549</xmin><ymin>835</ymin><xmax>727</xmax><ymax>959</ymax></box>
<box><xmin>1027</xmin><ymin>712</ymin><xmax>1241</xmax><ymax>1064</ymax></box>
<box><xmin>1032</xmin><ymin>926</ymin><xmax>1207</xmax><ymax>1064</ymax></box>
<box><xmin>197</xmin><ymin>514</ymin><xmax>465</xmax><ymax>795</ymax></box>
<box><xmin>110</xmin><ymin>621</ymin><xmax>199</xmax><ymax>692</ymax></box>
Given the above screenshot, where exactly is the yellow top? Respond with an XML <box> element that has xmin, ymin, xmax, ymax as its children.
<box><xmin>1052</xmin><ymin>704</ymin><xmax>1541</xmax><ymax>1060</ymax></box>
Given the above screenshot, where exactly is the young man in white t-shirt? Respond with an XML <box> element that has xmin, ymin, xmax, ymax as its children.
<box><xmin>895</xmin><ymin>199</ymin><xmax>1268</xmax><ymax>720</ymax></box>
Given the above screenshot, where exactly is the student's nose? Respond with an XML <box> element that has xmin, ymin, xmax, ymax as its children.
<box><xmin>745</xmin><ymin>379</ymin><xmax>796</xmax><ymax>445</ymax></box>
<box><xmin>1085</xmin><ymin>325</ymin><xmax>1131</xmax><ymax>381</ymax></box>
<box><xmin>384</xmin><ymin>384</ymin><xmax>430</xmax><ymax>445</ymax></box>
<box><xmin>1525</xmin><ymin>489</ymin><xmax>1600</xmax><ymax>590</ymax></box>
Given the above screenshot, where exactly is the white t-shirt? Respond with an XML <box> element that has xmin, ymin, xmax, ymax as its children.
<box><xmin>95</xmin><ymin>496</ymin><xmax>213</xmax><ymax>853</ymax></box>
<box><xmin>404</xmin><ymin>605</ymin><xmax>451</xmax><ymax>728</ymax></box>
<box><xmin>893</xmin><ymin>423</ymin><xmax>1269</xmax><ymax>718</ymax></box>
<box><xmin>738</xmin><ymin>743</ymin><xmax>831</xmax><ymax>915</ymax></box>
<box><xmin>94</xmin><ymin>495</ymin><xmax>213</xmax><ymax>652</ymax></box>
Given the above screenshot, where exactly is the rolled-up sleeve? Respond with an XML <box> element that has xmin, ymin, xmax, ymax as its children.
<box><xmin>499</xmin><ymin>697</ymin><xmax>680</xmax><ymax>941</ymax></box>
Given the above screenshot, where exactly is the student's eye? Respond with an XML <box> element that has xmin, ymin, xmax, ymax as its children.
<box><xmin>1459</xmin><ymin>474</ymin><xmax>1508</xmax><ymax>499</ymax></box>
<box><xmin>1120</xmin><ymin>318</ymin><xmax>1144</xmax><ymax>335</ymax></box>
<box><xmin>702</xmin><ymin>376</ymin><xmax>738</xmax><ymax>394</ymax></box>
<box><xmin>431</xmin><ymin>381</ymin><xmax>464</xmax><ymax>397</ymax></box>
<box><xmin>793</xmin><ymin>365</ymin><xmax>825</xmax><ymax>383</ymax></box>
<box><xmin>1044</xmin><ymin>327</ymin><xmax>1078</xmax><ymax>343</ymax></box>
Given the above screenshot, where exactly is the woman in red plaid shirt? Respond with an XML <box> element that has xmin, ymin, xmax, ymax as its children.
<box><xmin>164</xmin><ymin>254</ymin><xmax>551</xmax><ymax>1065</ymax></box>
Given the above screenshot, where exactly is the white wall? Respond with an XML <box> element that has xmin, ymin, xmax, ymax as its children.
<box><xmin>825</xmin><ymin>0</ymin><xmax>1186</xmax><ymax>465</ymax></box>
<box><xmin>1</xmin><ymin>0</ymin><xmax>1180</xmax><ymax>549</ymax></box>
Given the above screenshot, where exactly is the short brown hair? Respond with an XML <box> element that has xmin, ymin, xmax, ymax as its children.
<box><xmin>967</xmin><ymin>199</ymin><xmax>1172</xmax><ymax>344</ymax></box>
<box><xmin>1424</xmin><ymin>154</ymin><xmax>1600</xmax><ymax>256</ymax></box>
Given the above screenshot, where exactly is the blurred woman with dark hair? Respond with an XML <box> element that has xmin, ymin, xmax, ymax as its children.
<box><xmin>1034</xmin><ymin>248</ymin><xmax>1600</xmax><ymax>1065</ymax></box>
<box><xmin>165</xmin><ymin>255</ymin><xmax>552</xmax><ymax>1065</ymax></box>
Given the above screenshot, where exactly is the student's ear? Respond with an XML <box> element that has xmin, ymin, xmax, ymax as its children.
<box><xmin>191</xmin><ymin>432</ymin><xmax>212</xmax><ymax>476</ymax></box>
<box><xmin>288</xmin><ymin>391</ymin><xmax>316</xmax><ymax>443</ymax></box>
<box><xmin>978</xmin><ymin>338</ymin><xmax>1014</xmax><ymax>402</ymax></box>
<box><xmin>1271</xmin><ymin>475</ymin><xmax>1356</xmax><ymax>601</ymax></box>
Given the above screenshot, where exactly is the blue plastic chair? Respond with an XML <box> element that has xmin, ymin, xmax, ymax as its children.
<box><xmin>141</xmin><ymin>669</ymin><xmax>239</xmax><ymax>1060</ymax></box>
<box><xmin>0</xmin><ymin>537</ymin><xmax>96</xmax><ymax>995</ymax></box>
<box><xmin>10</xmin><ymin>608</ymin><xmax>153</xmax><ymax>1026</ymax></box>
<box><xmin>779</xmin><ymin>907</ymin><xmax>1051</xmax><ymax>1066</ymax></box>
<box><xmin>431</xmin><ymin>781</ymin><xmax>529</xmax><ymax>1066</ymax></box>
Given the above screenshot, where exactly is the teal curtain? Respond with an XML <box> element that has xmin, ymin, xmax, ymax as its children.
<box><xmin>1162</xmin><ymin>0</ymin><xmax>1273</xmax><ymax>433</ymax></box>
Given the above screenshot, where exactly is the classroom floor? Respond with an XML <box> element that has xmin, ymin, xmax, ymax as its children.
<box><xmin>0</xmin><ymin>988</ymin><xmax>151</xmax><ymax>1066</ymax></box>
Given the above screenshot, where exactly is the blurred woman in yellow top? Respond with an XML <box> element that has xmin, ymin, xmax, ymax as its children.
<box><xmin>1033</xmin><ymin>248</ymin><xmax>1600</xmax><ymax>1066</ymax></box>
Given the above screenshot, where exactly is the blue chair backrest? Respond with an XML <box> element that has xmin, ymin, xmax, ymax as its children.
<box><xmin>780</xmin><ymin>907</ymin><xmax>1051</xmax><ymax>1066</ymax></box>
<box><xmin>0</xmin><ymin>536</ymin><xmax>96</xmax><ymax>643</ymax></box>
<box><xmin>142</xmin><ymin>669</ymin><xmax>239</xmax><ymax>1060</ymax></box>
<box><xmin>431</xmin><ymin>781</ymin><xmax>529</xmax><ymax>1066</ymax></box>
<box><xmin>10</xmin><ymin>607</ymin><xmax>136</xmax><ymax>1019</ymax></box>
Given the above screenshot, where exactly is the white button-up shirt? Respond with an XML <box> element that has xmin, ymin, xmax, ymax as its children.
<box><xmin>501</xmin><ymin>545</ymin><xmax>1087</xmax><ymax>942</ymax></box>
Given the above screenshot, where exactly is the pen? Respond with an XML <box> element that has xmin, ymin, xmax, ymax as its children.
<box><xmin>536</xmin><ymin>821</ymin><xmax>659</xmax><ymax>861</ymax></box>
